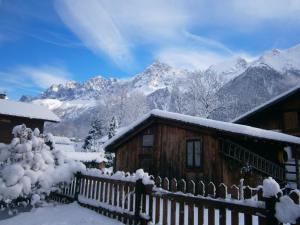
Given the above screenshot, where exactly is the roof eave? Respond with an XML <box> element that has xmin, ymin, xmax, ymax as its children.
<box><xmin>232</xmin><ymin>86</ymin><xmax>300</xmax><ymax>123</ymax></box>
<box><xmin>104</xmin><ymin>113</ymin><xmax>300</xmax><ymax>151</ymax></box>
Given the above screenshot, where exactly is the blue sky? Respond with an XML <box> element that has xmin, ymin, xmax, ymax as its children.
<box><xmin>1</xmin><ymin>0</ymin><xmax>300</xmax><ymax>100</ymax></box>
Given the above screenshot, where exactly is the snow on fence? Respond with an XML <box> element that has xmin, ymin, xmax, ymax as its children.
<box><xmin>49</xmin><ymin>171</ymin><xmax>300</xmax><ymax>225</ymax></box>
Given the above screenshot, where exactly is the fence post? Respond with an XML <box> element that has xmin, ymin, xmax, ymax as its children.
<box><xmin>265</xmin><ymin>196</ymin><xmax>280</xmax><ymax>225</ymax></box>
<box><xmin>74</xmin><ymin>172</ymin><xmax>82</xmax><ymax>201</ymax></box>
<box><xmin>135</xmin><ymin>179</ymin><xmax>144</xmax><ymax>225</ymax></box>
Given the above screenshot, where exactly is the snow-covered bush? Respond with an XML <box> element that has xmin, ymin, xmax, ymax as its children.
<box><xmin>262</xmin><ymin>177</ymin><xmax>281</xmax><ymax>198</ymax></box>
<box><xmin>262</xmin><ymin>177</ymin><xmax>300</xmax><ymax>223</ymax></box>
<box><xmin>0</xmin><ymin>124</ymin><xmax>85</xmax><ymax>206</ymax></box>
<box><xmin>276</xmin><ymin>195</ymin><xmax>300</xmax><ymax>224</ymax></box>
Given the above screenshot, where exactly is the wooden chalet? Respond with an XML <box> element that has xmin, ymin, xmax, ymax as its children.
<box><xmin>233</xmin><ymin>86</ymin><xmax>300</xmax><ymax>137</ymax></box>
<box><xmin>232</xmin><ymin>86</ymin><xmax>300</xmax><ymax>188</ymax></box>
<box><xmin>0</xmin><ymin>98</ymin><xmax>60</xmax><ymax>143</ymax></box>
<box><xmin>104</xmin><ymin>109</ymin><xmax>300</xmax><ymax>187</ymax></box>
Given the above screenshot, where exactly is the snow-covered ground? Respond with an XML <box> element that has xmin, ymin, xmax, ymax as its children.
<box><xmin>0</xmin><ymin>203</ymin><xmax>124</xmax><ymax>225</ymax></box>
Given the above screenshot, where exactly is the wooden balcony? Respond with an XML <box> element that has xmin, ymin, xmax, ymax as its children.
<box><xmin>219</xmin><ymin>138</ymin><xmax>285</xmax><ymax>181</ymax></box>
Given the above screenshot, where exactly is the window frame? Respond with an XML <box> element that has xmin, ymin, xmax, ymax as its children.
<box><xmin>186</xmin><ymin>138</ymin><xmax>203</xmax><ymax>169</ymax></box>
<box><xmin>142</xmin><ymin>134</ymin><xmax>154</xmax><ymax>148</ymax></box>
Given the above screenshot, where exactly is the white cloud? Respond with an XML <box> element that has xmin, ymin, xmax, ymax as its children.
<box><xmin>157</xmin><ymin>48</ymin><xmax>230</xmax><ymax>70</ymax></box>
<box><xmin>156</xmin><ymin>47</ymin><xmax>259</xmax><ymax>70</ymax></box>
<box><xmin>55</xmin><ymin>0</ymin><xmax>134</xmax><ymax>69</ymax></box>
<box><xmin>17</xmin><ymin>65</ymin><xmax>71</xmax><ymax>89</ymax></box>
<box><xmin>0</xmin><ymin>65</ymin><xmax>71</xmax><ymax>91</ymax></box>
<box><xmin>230</xmin><ymin>0</ymin><xmax>300</xmax><ymax>21</ymax></box>
<box><xmin>54</xmin><ymin>0</ymin><xmax>300</xmax><ymax>70</ymax></box>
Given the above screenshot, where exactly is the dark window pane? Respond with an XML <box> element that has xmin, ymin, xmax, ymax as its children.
<box><xmin>143</xmin><ymin>134</ymin><xmax>154</xmax><ymax>147</ymax></box>
<box><xmin>194</xmin><ymin>141</ymin><xmax>201</xmax><ymax>167</ymax></box>
<box><xmin>187</xmin><ymin>141</ymin><xmax>193</xmax><ymax>167</ymax></box>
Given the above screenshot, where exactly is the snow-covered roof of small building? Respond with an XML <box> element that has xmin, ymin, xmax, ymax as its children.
<box><xmin>104</xmin><ymin>109</ymin><xmax>300</xmax><ymax>148</ymax></box>
<box><xmin>0</xmin><ymin>99</ymin><xmax>60</xmax><ymax>122</ymax></box>
<box><xmin>53</xmin><ymin>136</ymin><xmax>72</xmax><ymax>145</ymax></box>
<box><xmin>232</xmin><ymin>85</ymin><xmax>300</xmax><ymax>123</ymax></box>
<box><xmin>63</xmin><ymin>151</ymin><xmax>107</xmax><ymax>163</ymax></box>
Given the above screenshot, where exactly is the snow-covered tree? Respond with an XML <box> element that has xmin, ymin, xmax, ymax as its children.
<box><xmin>0</xmin><ymin>124</ymin><xmax>85</xmax><ymax>208</ymax></box>
<box><xmin>170</xmin><ymin>82</ymin><xmax>186</xmax><ymax>113</ymax></box>
<box><xmin>108</xmin><ymin>116</ymin><xmax>118</xmax><ymax>139</ymax></box>
<box><xmin>101</xmin><ymin>90</ymin><xmax>149</xmax><ymax>127</ymax></box>
<box><xmin>187</xmin><ymin>72</ymin><xmax>224</xmax><ymax>118</ymax></box>
<box><xmin>82</xmin><ymin>130</ymin><xmax>94</xmax><ymax>151</ymax></box>
<box><xmin>122</xmin><ymin>91</ymin><xmax>149</xmax><ymax>125</ymax></box>
<box><xmin>83</xmin><ymin>118</ymin><xmax>105</xmax><ymax>152</ymax></box>
<box><xmin>105</xmin><ymin>116</ymin><xmax>119</xmax><ymax>167</ymax></box>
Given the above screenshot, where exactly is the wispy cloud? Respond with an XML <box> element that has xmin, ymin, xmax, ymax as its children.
<box><xmin>55</xmin><ymin>0</ymin><xmax>135</xmax><ymax>69</ymax></box>
<box><xmin>54</xmin><ymin>0</ymin><xmax>300</xmax><ymax>70</ymax></box>
<box><xmin>156</xmin><ymin>48</ymin><xmax>230</xmax><ymax>70</ymax></box>
<box><xmin>17</xmin><ymin>65</ymin><xmax>71</xmax><ymax>89</ymax></box>
<box><xmin>0</xmin><ymin>65</ymin><xmax>72</xmax><ymax>97</ymax></box>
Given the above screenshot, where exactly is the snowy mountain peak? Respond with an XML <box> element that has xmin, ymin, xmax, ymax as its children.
<box><xmin>49</xmin><ymin>84</ymin><xmax>60</xmax><ymax>92</ymax></box>
<box><xmin>131</xmin><ymin>60</ymin><xmax>187</xmax><ymax>94</ymax></box>
<box><xmin>205</xmin><ymin>57</ymin><xmax>249</xmax><ymax>84</ymax></box>
<box><xmin>145</xmin><ymin>60</ymin><xmax>173</xmax><ymax>73</ymax></box>
<box><xmin>253</xmin><ymin>45</ymin><xmax>300</xmax><ymax>72</ymax></box>
<box><xmin>63</xmin><ymin>80</ymin><xmax>79</xmax><ymax>89</ymax></box>
<box><xmin>236</xmin><ymin>57</ymin><xmax>248</xmax><ymax>68</ymax></box>
<box><xmin>271</xmin><ymin>48</ymin><xmax>281</xmax><ymax>55</ymax></box>
<box><xmin>83</xmin><ymin>76</ymin><xmax>109</xmax><ymax>90</ymax></box>
<box><xmin>24</xmin><ymin>43</ymin><xmax>300</xmax><ymax>138</ymax></box>
<box><xmin>46</xmin><ymin>81</ymin><xmax>79</xmax><ymax>94</ymax></box>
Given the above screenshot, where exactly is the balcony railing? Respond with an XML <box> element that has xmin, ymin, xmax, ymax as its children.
<box><xmin>219</xmin><ymin>138</ymin><xmax>285</xmax><ymax>181</ymax></box>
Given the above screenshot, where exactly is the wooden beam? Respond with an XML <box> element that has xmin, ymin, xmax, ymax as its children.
<box><xmin>294</xmin><ymin>146</ymin><xmax>300</xmax><ymax>189</ymax></box>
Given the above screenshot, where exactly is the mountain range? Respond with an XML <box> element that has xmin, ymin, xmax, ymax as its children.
<box><xmin>21</xmin><ymin>44</ymin><xmax>300</xmax><ymax>138</ymax></box>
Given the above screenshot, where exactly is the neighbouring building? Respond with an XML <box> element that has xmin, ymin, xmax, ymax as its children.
<box><xmin>232</xmin><ymin>86</ymin><xmax>300</xmax><ymax>188</ymax></box>
<box><xmin>232</xmin><ymin>86</ymin><xmax>300</xmax><ymax>137</ymax></box>
<box><xmin>54</xmin><ymin>135</ymin><xmax>107</xmax><ymax>170</ymax></box>
<box><xmin>62</xmin><ymin>151</ymin><xmax>107</xmax><ymax>170</ymax></box>
<box><xmin>0</xmin><ymin>98</ymin><xmax>60</xmax><ymax>143</ymax></box>
<box><xmin>104</xmin><ymin>109</ymin><xmax>300</xmax><ymax>187</ymax></box>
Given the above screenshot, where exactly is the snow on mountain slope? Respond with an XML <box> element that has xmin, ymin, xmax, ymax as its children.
<box><xmin>251</xmin><ymin>44</ymin><xmax>300</xmax><ymax>72</ymax></box>
<box><xmin>205</xmin><ymin>57</ymin><xmax>248</xmax><ymax>84</ymax></box>
<box><xmin>32</xmin><ymin>99</ymin><xmax>98</xmax><ymax>120</ymax></box>
<box><xmin>38</xmin><ymin>61</ymin><xmax>187</xmax><ymax>101</ymax></box>
<box><xmin>129</xmin><ymin>60</ymin><xmax>188</xmax><ymax>94</ymax></box>
<box><xmin>212</xmin><ymin>45</ymin><xmax>300</xmax><ymax>121</ymax></box>
<box><xmin>22</xmin><ymin>43</ymin><xmax>300</xmax><ymax>137</ymax></box>
<box><xmin>32</xmin><ymin>99</ymin><xmax>63</xmax><ymax>110</ymax></box>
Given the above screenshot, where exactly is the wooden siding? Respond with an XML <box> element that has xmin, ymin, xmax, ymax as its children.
<box><xmin>0</xmin><ymin>114</ymin><xmax>44</xmax><ymax>143</ymax></box>
<box><xmin>114</xmin><ymin>121</ymin><xmax>279</xmax><ymax>186</ymax></box>
<box><xmin>238</xmin><ymin>91</ymin><xmax>300</xmax><ymax>137</ymax></box>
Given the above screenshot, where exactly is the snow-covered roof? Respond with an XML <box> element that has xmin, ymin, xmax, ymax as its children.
<box><xmin>104</xmin><ymin>109</ymin><xmax>300</xmax><ymax>148</ymax></box>
<box><xmin>0</xmin><ymin>99</ymin><xmax>60</xmax><ymax>122</ymax></box>
<box><xmin>63</xmin><ymin>151</ymin><xmax>107</xmax><ymax>163</ymax></box>
<box><xmin>53</xmin><ymin>136</ymin><xmax>72</xmax><ymax>145</ymax></box>
<box><xmin>232</xmin><ymin>85</ymin><xmax>300</xmax><ymax>123</ymax></box>
<box><xmin>55</xmin><ymin>143</ymin><xmax>75</xmax><ymax>152</ymax></box>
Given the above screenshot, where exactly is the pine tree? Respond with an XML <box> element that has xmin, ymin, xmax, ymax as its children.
<box><xmin>82</xmin><ymin>129</ymin><xmax>95</xmax><ymax>151</ymax></box>
<box><xmin>83</xmin><ymin>118</ymin><xmax>104</xmax><ymax>152</ymax></box>
<box><xmin>105</xmin><ymin>116</ymin><xmax>118</xmax><ymax>167</ymax></box>
<box><xmin>108</xmin><ymin>116</ymin><xmax>118</xmax><ymax>139</ymax></box>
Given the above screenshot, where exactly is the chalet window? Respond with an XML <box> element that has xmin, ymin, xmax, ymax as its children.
<box><xmin>142</xmin><ymin>134</ymin><xmax>154</xmax><ymax>147</ymax></box>
<box><xmin>186</xmin><ymin>140</ymin><xmax>202</xmax><ymax>168</ymax></box>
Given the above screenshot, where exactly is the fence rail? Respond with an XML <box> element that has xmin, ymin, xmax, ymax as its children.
<box><xmin>49</xmin><ymin>171</ymin><xmax>300</xmax><ymax>225</ymax></box>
